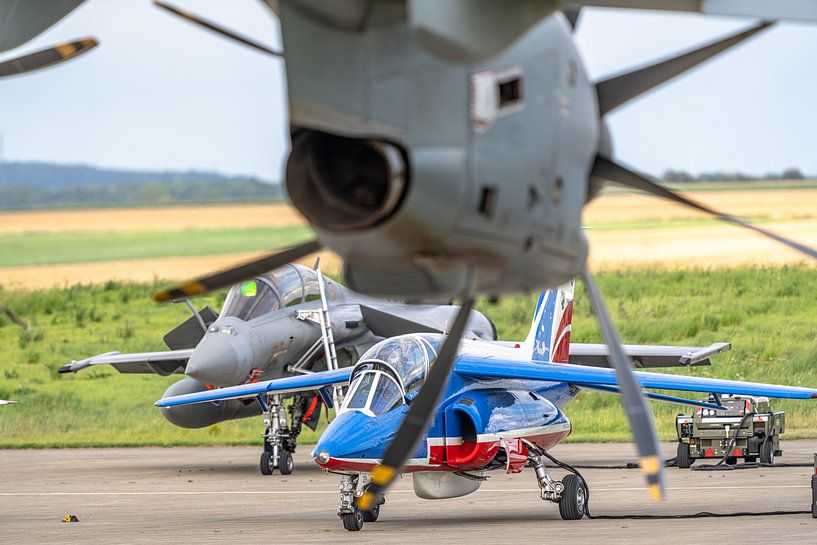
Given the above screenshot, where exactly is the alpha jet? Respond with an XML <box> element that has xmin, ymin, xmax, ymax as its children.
<box><xmin>155</xmin><ymin>282</ymin><xmax>815</xmax><ymax>531</ymax></box>
<box><xmin>60</xmin><ymin>263</ymin><xmax>497</xmax><ymax>474</ymax></box>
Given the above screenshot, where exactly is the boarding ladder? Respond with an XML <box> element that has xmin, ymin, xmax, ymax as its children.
<box><xmin>292</xmin><ymin>267</ymin><xmax>344</xmax><ymax>410</ymax></box>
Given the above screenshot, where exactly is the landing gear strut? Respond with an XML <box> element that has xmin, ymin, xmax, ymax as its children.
<box><xmin>337</xmin><ymin>473</ymin><xmax>384</xmax><ymax>531</ymax></box>
<box><xmin>260</xmin><ymin>394</ymin><xmax>306</xmax><ymax>475</ymax></box>
<box><xmin>529</xmin><ymin>448</ymin><xmax>587</xmax><ymax>520</ymax></box>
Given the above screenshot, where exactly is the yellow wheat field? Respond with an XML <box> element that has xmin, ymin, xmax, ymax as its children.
<box><xmin>2</xmin><ymin>188</ymin><xmax>817</xmax><ymax>289</ymax></box>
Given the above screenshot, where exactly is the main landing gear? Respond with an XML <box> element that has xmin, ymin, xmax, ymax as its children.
<box><xmin>260</xmin><ymin>394</ymin><xmax>311</xmax><ymax>476</ymax></box>
<box><xmin>529</xmin><ymin>447</ymin><xmax>587</xmax><ymax>520</ymax></box>
<box><xmin>337</xmin><ymin>473</ymin><xmax>385</xmax><ymax>531</ymax></box>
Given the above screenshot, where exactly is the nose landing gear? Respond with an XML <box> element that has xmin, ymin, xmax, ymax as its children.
<box><xmin>259</xmin><ymin>393</ymin><xmax>306</xmax><ymax>475</ymax></box>
<box><xmin>338</xmin><ymin>473</ymin><xmax>384</xmax><ymax>531</ymax></box>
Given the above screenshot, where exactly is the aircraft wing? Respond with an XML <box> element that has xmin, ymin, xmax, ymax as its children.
<box><xmin>571</xmin><ymin>2</ymin><xmax>817</xmax><ymax>22</ymax></box>
<box><xmin>58</xmin><ymin>349</ymin><xmax>193</xmax><ymax>376</ymax></box>
<box><xmin>493</xmin><ymin>341</ymin><xmax>730</xmax><ymax>368</ymax></box>
<box><xmin>155</xmin><ymin>367</ymin><xmax>352</xmax><ymax>407</ymax></box>
<box><xmin>455</xmin><ymin>356</ymin><xmax>817</xmax><ymax>399</ymax></box>
<box><xmin>568</xmin><ymin>342</ymin><xmax>730</xmax><ymax>368</ymax></box>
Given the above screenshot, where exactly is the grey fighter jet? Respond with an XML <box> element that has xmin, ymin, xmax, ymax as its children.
<box><xmin>60</xmin><ymin>263</ymin><xmax>496</xmax><ymax>474</ymax></box>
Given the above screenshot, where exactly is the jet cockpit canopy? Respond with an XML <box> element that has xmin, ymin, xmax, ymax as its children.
<box><xmin>219</xmin><ymin>263</ymin><xmax>326</xmax><ymax>322</ymax></box>
<box><xmin>342</xmin><ymin>334</ymin><xmax>442</xmax><ymax>416</ymax></box>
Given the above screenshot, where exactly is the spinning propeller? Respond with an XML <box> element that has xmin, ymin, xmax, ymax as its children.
<box><xmin>0</xmin><ymin>37</ymin><xmax>97</xmax><ymax>80</ymax></box>
<box><xmin>151</xmin><ymin>7</ymin><xmax>817</xmax><ymax>506</ymax></box>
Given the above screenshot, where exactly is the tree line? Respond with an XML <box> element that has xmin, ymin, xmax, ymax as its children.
<box><xmin>662</xmin><ymin>167</ymin><xmax>809</xmax><ymax>183</ymax></box>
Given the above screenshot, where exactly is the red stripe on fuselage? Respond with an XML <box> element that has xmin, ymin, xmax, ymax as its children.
<box><xmin>317</xmin><ymin>428</ymin><xmax>571</xmax><ymax>473</ymax></box>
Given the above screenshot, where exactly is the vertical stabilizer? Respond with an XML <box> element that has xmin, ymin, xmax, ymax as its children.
<box><xmin>521</xmin><ymin>280</ymin><xmax>574</xmax><ymax>363</ymax></box>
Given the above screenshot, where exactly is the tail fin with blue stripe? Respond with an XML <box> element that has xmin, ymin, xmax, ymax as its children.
<box><xmin>521</xmin><ymin>280</ymin><xmax>574</xmax><ymax>363</ymax></box>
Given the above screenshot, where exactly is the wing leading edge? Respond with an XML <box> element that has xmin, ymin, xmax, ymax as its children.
<box><xmin>455</xmin><ymin>356</ymin><xmax>817</xmax><ymax>399</ymax></box>
<box><xmin>58</xmin><ymin>349</ymin><xmax>193</xmax><ymax>375</ymax></box>
<box><xmin>155</xmin><ymin>367</ymin><xmax>353</xmax><ymax>407</ymax></box>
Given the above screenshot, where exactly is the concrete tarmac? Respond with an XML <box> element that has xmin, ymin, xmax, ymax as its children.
<box><xmin>2</xmin><ymin>441</ymin><xmax>815</xmax><ymax>544</ymax></box>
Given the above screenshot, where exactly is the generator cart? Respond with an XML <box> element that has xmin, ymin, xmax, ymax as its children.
<box><xmin>675</xmin><ymin>394</ymin><xmax>784</xmax><ymax>468</ymax></box>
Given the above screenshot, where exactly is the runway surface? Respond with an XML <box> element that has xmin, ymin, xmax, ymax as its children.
<box><xmin>2</xmin><ymin>441</ymin><xmax>815</xmax><ymax>544</ymax></box>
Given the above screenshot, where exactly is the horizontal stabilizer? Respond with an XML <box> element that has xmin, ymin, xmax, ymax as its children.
<box><xmin>595</xmin><ymin>22</ymin><xmax>771</xmax><ymax>115</ymax></box>
<box><xmin>569</xmin><ymin>342</ymin><xmax>730</xmax><ymax>368</ymax></box>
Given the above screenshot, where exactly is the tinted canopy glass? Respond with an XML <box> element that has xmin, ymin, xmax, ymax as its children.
<box><xmin>221</xmin><ymin>279</ymin><xmax>281</xmax><ymax>320</ymax></box>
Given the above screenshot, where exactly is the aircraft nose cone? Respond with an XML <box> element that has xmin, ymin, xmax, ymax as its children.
<box><xmin>186</xmin><ymin>334</ymin><xmax>242</xmax><ymax>386</ymax></box>
<box><xmin>312</xmin><ymin>409</ymin><xmax>405</xmax><ymax>471</ymax></box>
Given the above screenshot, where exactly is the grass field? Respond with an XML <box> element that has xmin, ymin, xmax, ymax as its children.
<box><xmin>0</xmin><ymin>226</ymin><xmax>313</xmax><ymax>268</ymax></box>
<box><xmin>1</xmin><ymin>267</ymin><xmax>816</xmax><ymax>447</ymax></box>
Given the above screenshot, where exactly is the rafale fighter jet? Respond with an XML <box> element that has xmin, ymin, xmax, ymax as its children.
<box><xmin>158</xmin><ymin>281</ymin><xmax>817</xmax><ymax>531</ymax></box>
<box><xmin>146</xmin><ymin>1</ymin><xmax>817</xmax><ymax>506</ymax></box>
<box><xmin>60</xmin><ymin>263</ymin><xmax>497</xmax><ymax>474</ymax></box>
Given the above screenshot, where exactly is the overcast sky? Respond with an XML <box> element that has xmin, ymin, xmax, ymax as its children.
<box><xmin>0</xmin><ymin>1</ymin><xmax>815</xmax><ymax>180</ymax></box>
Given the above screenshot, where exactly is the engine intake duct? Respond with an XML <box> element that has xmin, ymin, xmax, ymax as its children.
<box><xmin>286</xmin><ymin>131</ymin><xmax>408</xmax><ymax>231</ymax></box>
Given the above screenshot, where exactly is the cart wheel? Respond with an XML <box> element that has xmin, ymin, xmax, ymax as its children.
<box><xmin>676</xmin><ymin>442</ymin><xmax>692</xmax><ymax>469</ymax></box>
<box><xmin>558</xmin><ymin>474</ymin><xmax>586</xmax><ymax>520</ymax></box>
<box><xmin>725</xmin><ymin>456</ymin><xmax>738</xmax><ymax>466</ymax></box>
<box><xmin>760</xmin><ymin>437</ymin><xmax>775</xmax><ymax>465</ymax></box>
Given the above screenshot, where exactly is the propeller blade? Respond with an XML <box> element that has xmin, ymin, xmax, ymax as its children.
<box><xmin>153</xmin><ymin>0</ymin><xmax>282</xmax><ymax>58</ymax></box>
<box><xmin>580</xmin><ymin>267</ymin><xmax>665</xmax><ymax>501</ymax></box>
<box><xmin>595</xmin><ymin>21</ymin><xmax>772</xmax><ymax>116</ymax></box>
<box><xmin>592</xmin><ymin>156</ymin><xmax>817</xmax><ymax>262</ymax></box>
<box><xmin>357</xmin><ymin>297</ymin><xmax>475</xmax><ymax>511</ymax></box>
<box><xmin>152</xmin><ymin>238</ymin><xmax>322</xmax><ymax>303</ymax></box>
<box><xmin>0</xmin><ymin>37</ymin><xmax>98</xmax><ymax>79</ymax></box>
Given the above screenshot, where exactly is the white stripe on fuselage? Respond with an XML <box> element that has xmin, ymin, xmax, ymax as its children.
<box><xmin>426</xmin><ymin>421</ymin><xmax>571</xmax><ymax>447</ymax></box>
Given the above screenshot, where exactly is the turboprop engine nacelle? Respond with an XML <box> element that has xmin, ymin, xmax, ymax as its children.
<box><xmin>281</xmin><ymin>5</ymin><xmax>597</xmax><ymax>299</ymax></box>
<box><xmin>159</xmin><ymin>378</ymin><xmax>260</xmax><ymax>429</ymax></box>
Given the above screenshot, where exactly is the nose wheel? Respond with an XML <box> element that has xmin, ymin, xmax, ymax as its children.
<box><xmin>259</xmin><ymin>393</ymin><xmax>305</xmax><ymax>476</ymax></box>
<box><xmin>260</xmin><ymin>449</ymin><xmax>294</xmax><ymax>475</ymax></box>
<box><xmin>337</xmin><ymin>473</ymin><xmax>383</xmax><ymax>531</ymax></box>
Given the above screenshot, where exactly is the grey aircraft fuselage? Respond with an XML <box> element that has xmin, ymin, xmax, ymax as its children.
<box><xmin>62</xmin><ymin>263</ymin><xmax>496</xmax><ymax>430</ymax></box>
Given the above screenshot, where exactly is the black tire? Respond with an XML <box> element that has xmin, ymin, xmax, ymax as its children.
<box><xmin>676</xmin><ymin>442</ymin><xmax>692</xmax><ymax>469</ymax></box>
<box><xmin>558</xmin><ymin>474</ymin><xmax>587</xmax><ymax>521</ymax></box>
<box><xmin>725</xmin><ymin>456</ymin><xmax>738</xmax><ymax>466</ymax></box>
<box><xmin>341</xmin><ymin>509</ymin><xmax>364</xmax><ymax>532</ymax></box>
<box><xmin>745</xmin><ymin>456</ymin><xmax>757</xmax><ymax>464</ymax></box>
<box><xmin>362</xmin><ymin>503</ymin><xmax>380</xmax><ymax>523</ymax></box>
<box><xmin>260</xmin><ymin>451</ymin><xmax>274</xmax><ymax>475</ymax></box>
<box><xmin>760</xmin><ymin>437</ymin><xmax>775</xmax><ymax>465</ymax></box>
<box><xmin>279</xmin><ymin>450</ymin><xmax>294</xmax><ymax>475</ymax></box>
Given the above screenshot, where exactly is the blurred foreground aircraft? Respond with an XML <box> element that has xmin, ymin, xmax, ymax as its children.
<box><xmin>158</xmin><ymin>281</ymin><xmax>817</xmax><ymax>531</ymax></box>
<box><xmin>0</xmin><ymin>0</ymin><xmax>96</xmax><ymax>79</ymax></box>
